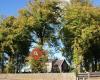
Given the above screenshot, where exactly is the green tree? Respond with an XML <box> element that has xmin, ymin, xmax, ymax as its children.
<box><xmin>0</xmin><ymin>0</ymin><xmax>63</xmax><ymax>73</ymax></box>
<box><xmin>0</xmin><ymin>16</ymin><xmax>32</xmax><ymax>73</ymax></box>
<box><xmin>61</xmin><ymin>1</ymin><xmax>100</xmax><ymax>72</ymax></box>
<box><xmin>18</xmin><ymin>0</ymin><xmax>62</xmax><ymax>48</ymax></box>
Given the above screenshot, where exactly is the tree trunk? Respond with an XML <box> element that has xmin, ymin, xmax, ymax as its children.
<box><xmin>94</xmin><ymin>58</ymin><xmax>97</xmax><ymax>71</ymax></box>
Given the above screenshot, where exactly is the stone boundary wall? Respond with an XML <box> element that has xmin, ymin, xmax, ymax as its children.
<box><xmin>0</xmin><ymin>73</ymin><xmax>76</xmax><ymax>80</ymax></box>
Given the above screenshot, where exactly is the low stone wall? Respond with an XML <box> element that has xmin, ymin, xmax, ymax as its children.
<box><xmin>0</xmin><ymin>73</ymin><xmax>76</xmax><ymax>80</ymax></box>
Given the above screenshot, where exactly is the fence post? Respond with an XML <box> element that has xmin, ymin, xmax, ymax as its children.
<box><xmin>88</xmin><ymin>72</ymin><xmax>90</xmax><ymax>80</ymax></box>
<box><xmin>76</xmin><ymin>72</ymin><xmax>78</xmax><ymax>80</ymax></box>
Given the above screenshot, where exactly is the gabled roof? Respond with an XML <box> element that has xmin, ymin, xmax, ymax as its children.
<box><xmin>53</xmin><ymin>60</ymin><xmax>64</xmax><ymax>67</ymax></box>
<box><xmin>47</xmin><ymin>59</ymin><xmax>70</xmax><ymax>66</ymax></box>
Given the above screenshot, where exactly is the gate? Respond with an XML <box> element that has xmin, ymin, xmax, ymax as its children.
<box><xmin>77</xmin><ymin>72</ymin><xmax>100</xmax><ymax>80</ymax></box>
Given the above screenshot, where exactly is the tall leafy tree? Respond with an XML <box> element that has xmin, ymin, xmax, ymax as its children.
<box><xmin>0</xmin><ymin>0</ymin><xmax>63</xmax><ymax>73</ymax></box>
<box><xmin>18</xmin><ymin>0</ymin><xmax>62</xmax><ymax>48</ymax></box>
<box><xmin>0</xmin><ymin>15</ymin><xmax>32</xmax><ymax>73</ymax></box>
<box><xmin>61</xmin><ymin>1</ymin><xmax>100</xmax><ymax>72</ymax></box>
